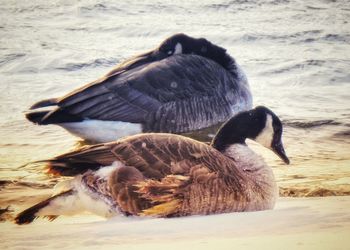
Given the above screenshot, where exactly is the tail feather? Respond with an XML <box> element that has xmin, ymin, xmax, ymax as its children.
<box><xmin>25</xmin><ymin>108</ymin><xmax>83</xmax><ymax>125</ymax></box>
<box><xmin>30</xmin><ymin>98</ymin><xmax>58</xmax><ymax>109</ymax></box>
<box><xmin>19</xmin><ymin>144</ymin><xmax>114</xmax><ymax>177</ymax></box>
<box><xmin>15</xmin><ymin>189</ymin><xmax>76</xmax><ymax>225</ymax></box>
<box><xmin>45</xmin><ymin>144</ymin><xmax>114</xmax><ymax>176</ymax></box>
<box><xmin>25</xmin><ymin>110</ymin><xmax>50</xmax><ymax>124</ymax></box>
<box><xmin>18</xmin><ymin>158</ymin><xmax>100</xmax><ymax>177</ymax></box>
<box><xmin>46</xmin><ymin>160</ymin><xmax>101</xmax><ymax>176</ymax></box>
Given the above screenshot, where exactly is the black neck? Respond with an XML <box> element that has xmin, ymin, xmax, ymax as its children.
<box><xmin>210</xmin><ymin>119</ymin><xmax>247</xmax><ymax>152</ymax></box>
<box><xmin>210</xmin><ymin>110</ymin><xmax>265</xmax><ymax>152</ymax></box>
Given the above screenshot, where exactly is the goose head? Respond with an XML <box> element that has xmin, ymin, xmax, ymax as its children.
<box><xmin>211</xmin><ymin>106</ymin><xmax>290</xmax><ymax>164</ymax></box>
<box><xmin>157</xmin><ymin>33</ymin><xmax>231</xmax><ymax>69</ymax></box>
<box><xmin>120</xmin><ymin>33</ymin><xmax>234</xmax><ymax>75</ymax></box>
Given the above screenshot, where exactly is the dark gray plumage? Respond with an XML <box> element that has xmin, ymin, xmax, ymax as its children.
<box><xmin>26</xmin><ymin>33</ymin><xmax>252</xmax><ymax>142</ymax></box>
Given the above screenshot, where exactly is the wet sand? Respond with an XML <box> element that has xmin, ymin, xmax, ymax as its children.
<box><xmin>2</xmin><ymin>196</ymin><xmax>350</xmax><ymax>250</ymax></box>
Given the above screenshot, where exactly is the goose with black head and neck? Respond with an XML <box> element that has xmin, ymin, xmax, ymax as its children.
<box><xmin>16</xmin><ymin>106</ymin><xmax>289</xmax><ymax>224</ymax></box>
<box><xmin>26</xmin><ymin>33</ymin><xmax>252</xmax><ymax>142</ymax></box>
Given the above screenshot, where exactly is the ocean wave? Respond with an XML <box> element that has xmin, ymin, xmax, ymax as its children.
<box><xmin>231</xmin><ymin>30</ymin><xmax>350</xmax><ymax>45</ymax></box>
<box><xmin>322</xmin><ymin>33</ymin><xmax>350</xmax><ymax>43</ymax></box>
<box><xmin>279</xmin><ymin>186</ymin><xmax>350</xmax><ymax>197</ymax></box>
<box><xmin>332</xmin><ymin>130</ymin><xmax>350</xmax><ymax>138</ymax></box>
<box><xmin>305</xmin><ymin>5</ymin><xmax>328</xmax><ymax>10</ymax></box>
<box><xmin>13</xmin><ymin>5</ymin><xmax>52</xmax><ymax>13</ymax></box>
<box><xmin>204</xmin><ymin>0</ymin><xmax>256</xmax><ymax>10</ymax></box>
<box><xmin>0</xmin><ymin>180</ymin><xmax>54</xmax><ymax>190</ymax></box>
<box><xmin>260</xmin><ymin>30</ymin><xmax>323</xmax><ymax>41</ymax></box>
<box><xmin>0</xmin><ymin>180</ymin><xmax>55</xmax><ymax>222</ymax></box>
<box><xmin>65</xmin><ymin>27</ymin><xmax>89</xmax><ymax>32</ymax></box>
<box><xmin>0</xmin><ymin>206</ymin><xmax>13</xmax><ymax>222</ymax></box>
<box><xmin>205</xmin><ymin>0</ymin><xmax>290</xmax><ymax>10</ymax></box>
<box><xmin>284</xmin><ymin>119</ymin><xmax>341</xmax><ymax>128</ymax></box>
<box><xmin>56</xmin><ymin>58</ymin><xmax>119</xmax><ymax>71</ymax></box>
<box><xmin>289</xmin><ymin>33</ymin><xmax>350</xmax><ymax>44</ymax></box>
<box><xmin>259</xmin><ymin>58</ymin><xmax>348</xmax><ymax>75</ymax></box>
<box><xmin>0</xmin><ymin>53</ymin><xmax>26</xmax><ymax>67</ymax></box>
<box><xmin>78</xmin><ymin>3</ymin><xmax>123</xmax><ymax>16</ymax></box>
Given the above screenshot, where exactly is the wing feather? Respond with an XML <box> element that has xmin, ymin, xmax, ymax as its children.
<box><xmin>44</xmin><ymin>134</ymin><xmax>246</xmax><ymax>196</ymax></box>
<box><xmin>39</xmin><ymin>55</ymin><xmax>249</xmax><ymax>130</ymax></box>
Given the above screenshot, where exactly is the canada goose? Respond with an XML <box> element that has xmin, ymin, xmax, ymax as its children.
<box><xmin>25</xmin><ymin>33</ymin><xmax>252</xmax><ymax>142</ymax></box>
<box><xmin>15</xmin><ymin>106</ymin><xmax>289</xmax><ymax>224</ymax></box>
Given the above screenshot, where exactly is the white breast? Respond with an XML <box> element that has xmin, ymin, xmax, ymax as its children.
<box><xmin>224</xmin><ymin>144</ymin><xmax>278</xmax><ymax>210</ymax></box>
<box><xmin>224</xmin><ymin>144</ymin><xmax>266</xmax><ymax>172</ymax></box>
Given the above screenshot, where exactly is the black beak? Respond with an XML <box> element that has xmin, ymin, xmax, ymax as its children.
<box><xmin>118</xmin><ymin>50</ymin><xmax>168</xmax><ymax>71</ymax></box>
<box><xmin>271</xmin><ymin>141</ymin><xmax>290</xmax><ymax>165</ymax></box>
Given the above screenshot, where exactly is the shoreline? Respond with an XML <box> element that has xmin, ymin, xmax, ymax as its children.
<box><xmin>1</xmin><ymin>196</ymin><xmax>350</xmax><ymax>250</ymax></box>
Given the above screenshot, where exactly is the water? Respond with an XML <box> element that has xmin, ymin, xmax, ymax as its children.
<box><xmin>0</xmin><ymin>0</ymin><xmax>350</xmax><ymax>212</ymax></box>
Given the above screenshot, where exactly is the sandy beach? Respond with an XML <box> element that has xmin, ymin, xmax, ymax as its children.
<box><xmin>2</xmin><ymin>196</ymin><xmax>350</xmax><ymax>250</ymax></box>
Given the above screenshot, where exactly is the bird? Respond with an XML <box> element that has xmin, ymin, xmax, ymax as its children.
<box><xmin>25</xmin><ymin>33</ymin><xmax>252</xmax><ymax>143</ymax></box>
<box><xmin>15</xmin><ymin>106</ymin><xmax>289</xmax><ymax>224</ymax></box>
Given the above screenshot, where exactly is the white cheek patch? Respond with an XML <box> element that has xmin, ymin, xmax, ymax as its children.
<box><xmin>174</xmin><ymin>43</ymin><xmax>182</xmax><ymax>54</ymax></box>
<box><xmin>255</xmin><ymin>114</ymin><xmax>273</xmax><ymax>148</ymax></box>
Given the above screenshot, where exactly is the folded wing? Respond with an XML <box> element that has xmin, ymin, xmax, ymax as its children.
<box><xmin>30</xmin><ymin>55</ymin><xmax>246</xmax><ymax>133</ymax></box>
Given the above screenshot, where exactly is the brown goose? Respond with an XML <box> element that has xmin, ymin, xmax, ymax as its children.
<box><xmin>25</xmin><ymin>33</ymin><xmax>252</xmax><ymax>142</ymax></box>
<box><xmin>15</xmin><ymin>106</ymin><xmax>289</xmax><ymax>224</ymax></box>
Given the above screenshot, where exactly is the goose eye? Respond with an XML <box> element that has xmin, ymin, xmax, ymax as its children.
<box><xmin>167</xmin><ymin>50</ymin><xmax>173</xmax><ymax>55</ymax></box>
